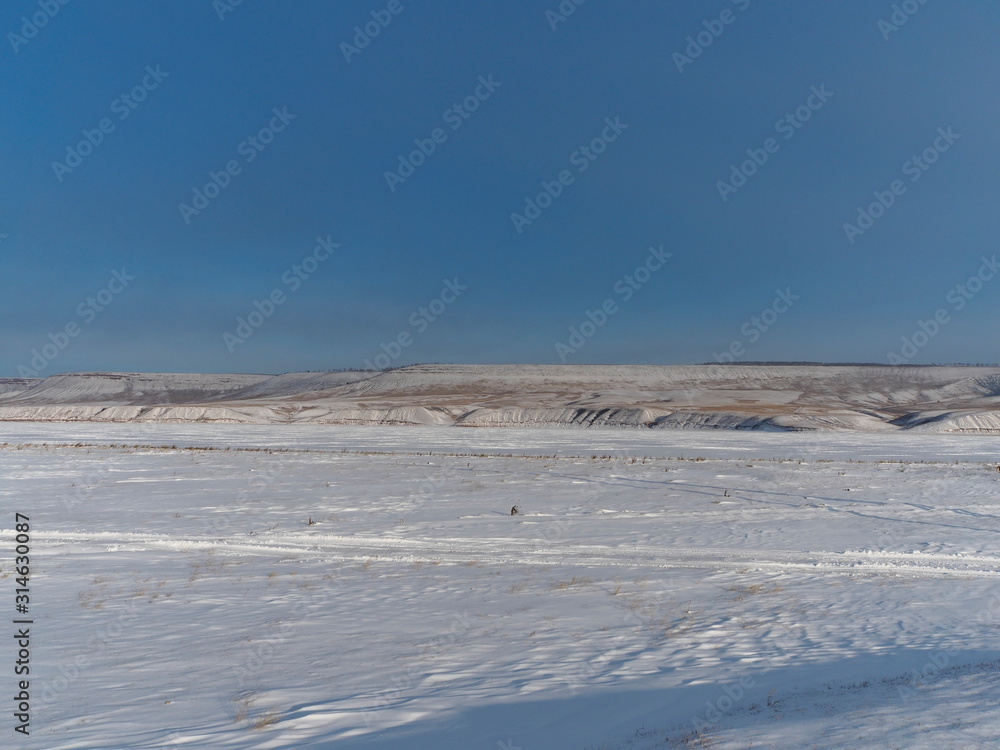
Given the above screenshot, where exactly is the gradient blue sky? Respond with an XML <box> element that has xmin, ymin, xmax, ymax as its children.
<box><xmin>3</xmin><ymin>0</ymin><xmax>999</xmax><ymax>375</ymax></box>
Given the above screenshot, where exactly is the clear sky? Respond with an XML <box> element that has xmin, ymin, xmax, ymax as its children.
<box><xmin>3</xmin><ymin>0</ymin><xmax>999</xmax><ymax>376</ymax></box>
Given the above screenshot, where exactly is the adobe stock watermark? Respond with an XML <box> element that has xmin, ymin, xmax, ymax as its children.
<box><xmin>713</xmin><ymin>288</ymin><xmax>798</xmax><ymax>363</ymax></box>
<box><xmin>361</xmin><ymin>604</ymin><xmax>489</xmax><ymax>729</ymax></box>
<box><xmin>7</xmin><ymin>0</ymin><xmax>71</xmax><ymax>53</ymax></box>
<box><xmin>384</xmin><ymin>74</ymin><xmax>501</xmax><ymax>192</ymax></box>
<box><xmin>204</xmin><ymin>458</ymin><xmax>285</xmax><ymax>537</ymax></box>
<box><xmin>689</xmin><ymin>595</ymin><xmax>807</xmax><ymax>737</ymax></box>
<box><xmin>56</xmin><ymin>466</ymin><xmax>113</xmax><ymax>514</ymax></box>
<box><xmin>51</xmin><ymin>65</ymin><xmax>169</xmax><ymax>182</ymax></box>
<box><xmin>546</xmin><ymin>0</ymin><xmax>588</xmax><ymax>31</ymax></box>
<box><xmin>878</xmin><ymin>0</ymin><xmax>932</xmax><ymax>41</ymax></box>
<box><xmin>363</xmin><ymin>278</ymin><xmax>467</xmax><ymax>370</ymax></box>
<box><xmin>17</xmin><ymin>268</ymin><xmax>135</xmax><ymax>377</ymax></box>
<box><xmin>213</xmin><ymin>0</ymin><xmax>247</xmax><ymax>21</ymax></box>
<box><xmin>230</xmin><ymin>581</ymin><xmax>346</xmax><ymax>690</ymax></box>
<box><xmin>510</xmin><ymin>116</ymin><xmax>628</xmax><ymax>234</ymax></box>
<box><xmin>895</xmin><ymin>586</ymin><xmax>1000</xmax><ymax>705</ymax></box>
<box><xmin>406</xmin><ymin>463</ymin><xmax>462</xmax><ymax>510</ymax></box>
<box><xmin>223</xmin><ymin>236</ymin><xmax>339</xmax><ymax>353</ymax></box>
<box><xmin>886</xmin><ymin>254</ymin><xmax>998</xmax><ymax>364</ymax></box>
<box><xmin>566</xmin><ymin>583</ymin><xmax>683</xmax><ymax>696</ymax></box>
<box><xmin>717</xmin><ymin>85</ymin><xmax>833</xmax><ymax>202</ymax></box>
<box><xmin>842</xmin><ymin>126</ymin><xmax>959</xmax><ymax>245</ymax></box>
<box><xmin>555</xmin><ymin>245</ymin><xmax>671</xmax><ymax>362</ymax></box>
<box><xmin>340</xmin><ymin>0</ymin><xmax>408</xmax><ymax>63</ymax></box>
<box><xmin>673</xmin><ymin>0</ymin><xmax>750</xmax><ymax>73</ymax></box>
<box><xmin>178</xmin><ymin>106</ymin><xmax>296</xmax><ymax>224</ymax></box>
<box><xmin>39</xmin><ymin>598</ymin><xmax>140</xmax><ymax>706</ymax></box>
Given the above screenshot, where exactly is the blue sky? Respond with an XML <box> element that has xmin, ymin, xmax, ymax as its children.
<box><xmin>3</xmin><ymin>0</ymin><xmax>999</xmax><ymax>376</ymax></box>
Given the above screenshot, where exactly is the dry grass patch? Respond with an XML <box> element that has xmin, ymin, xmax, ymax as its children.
<box><xmin>551</xmin><ymin>576</ymin><xmax>592</xmax><ymax>590</ymax></box>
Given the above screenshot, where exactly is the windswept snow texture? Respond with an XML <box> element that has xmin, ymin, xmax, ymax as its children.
<box><xmin>4</xmin><ymin>424</ymin><xmax>1000</xmax><ymax>749</ymax></box>
<box><xmin>4</xmin><ymin>365</ymin><xmax>1000</xmax><ymax>431</ymax></box>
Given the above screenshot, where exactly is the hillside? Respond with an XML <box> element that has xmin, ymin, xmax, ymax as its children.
<box><xmin>2</xmin><ymin>365</ymin><xmax>1000</xmax><ymax>431</ymax></box>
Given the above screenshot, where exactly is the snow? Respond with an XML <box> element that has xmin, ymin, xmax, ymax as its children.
<box><xmin>3</xmin><ymin>365</ymin><xmax>1000</xmax><ymax>431</ymax></box>
<box><xmin>1</xmin><ymin>372</ymin><xmax>270</xmax><ymax>405</ymax></box>
<box><xmin>4</xmin><ymin>423</ymin><xmax>1000</xmax><ymax>748</ymax></box>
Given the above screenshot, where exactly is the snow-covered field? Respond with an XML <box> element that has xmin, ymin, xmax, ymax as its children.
<box><xmin>4</xmin><ymin>424</ymin><xmax>1000</xmax><ymax>748</ymax></box>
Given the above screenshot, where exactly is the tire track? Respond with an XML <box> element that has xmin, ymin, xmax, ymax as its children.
<box><xmin>23</xmin><ymin>530</ymin><xmax>1000</xmax><ymax>579</ymax></box>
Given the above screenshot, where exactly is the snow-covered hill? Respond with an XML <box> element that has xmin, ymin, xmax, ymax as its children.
<box><xmin>0</xmin><ymin>372</ymin><xmax>269</xmax><ymax>405</ymax></box>
<box><xmin>2</xmin><ymin>365</ymin><xmax>1000</xmax><ymax>431</ymax></box>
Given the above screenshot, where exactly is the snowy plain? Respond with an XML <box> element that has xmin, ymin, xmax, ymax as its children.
<box><xmin>4</xmin><ymin>423</ymin><xmax>1000</xmax><ymax>749</ymax></box>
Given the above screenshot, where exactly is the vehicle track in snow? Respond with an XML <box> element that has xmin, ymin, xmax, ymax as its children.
<box><xmin>23</xmin><ymin>530</ymin><xmax>1000</xmax><ymax>579</ymax></box>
